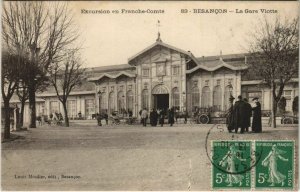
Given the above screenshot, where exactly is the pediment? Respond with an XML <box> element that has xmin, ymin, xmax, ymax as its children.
<box><xmin>128</xmin><ymin>41</ymin><xmax>193</xmax><ymax>65</ymax></box>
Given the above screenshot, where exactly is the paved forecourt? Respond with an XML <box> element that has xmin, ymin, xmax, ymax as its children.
<box><xmin>1</xmin><ymin>122</ymin><xmax>298</xmax><ymax>190</ymax></box>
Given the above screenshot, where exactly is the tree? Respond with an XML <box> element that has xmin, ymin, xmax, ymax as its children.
<box><xmin>16</xmin><ymin>81</ymin><xmax>29</xmax><ymax>128</ymax></box>
<box><xmin>1</xmin><ymin>51</ymin><xmax>21</xmax><ymax>139</ymax></box>
<box><xmin>49</xmin><ymin>51</ymin><xmax>85</xmax><ymax>127</ymax></box>
<box><xmin>292</xmin><ymin>96</ymin><xmax>298</xmax><ymax>116</ymax></box>
<box><xmin>247</xmin><ymin>16</ymin><xmax>299</xmax><ymax>128</ymax></box>
<box><xmin>2</xmin><ymin>2</ymin><xmax>79</xmax><ymax>128</ymax></box>
<box><xmin>278</xmin><ymin>97</ymin><xmax>286</xmax><ymax>115</ymax></box>
<box><xmin>16</xmin><ymin>77</ymin><xmax>48</xmax><ymax>127</ymax></box>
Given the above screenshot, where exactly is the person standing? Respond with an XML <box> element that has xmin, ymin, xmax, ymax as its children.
<box><xmin>158</xmin><ymin>109</ymin><xmax>165</xmax><ymax>127</ymax></box>
<box><xmin>252</xmin><ymin>97</ymin><xmax>262</xmax><ymax>133</ymax></box>
<box><xmin>175</xmin><ymin>108</ymin><xmax>179</xmax><ymax>123</ymax></box>
<box><xmin>233</xmin><ymin>95</ymin><xmax>247</xmax><ymax>134</ymax></box>
<box><xmin>153</xmin><ymin>109</ymin><xmax>158</xmax><ymax>126</ymax></box>
<box><xmin>150</xmin><ymin>109</ymin><xmax>155</xmax><ymax>126</ymax></box>
<box><xmin>168</xmin><ymin>107</ymin><xmax>175</xmax><ymax>126</ymax></box>
<box><xmin>183</xmin><ymin>110</ymin><xmax>188</xmax><ymax>124</ymax></box>
<box><xmin>243</xmin><ymin>98</ymin><xmax>252</xmax><ymax>132</ymax></box>
<box><xmin>226</xmin><ymin>95</ymin><xmax>235</xmax><ymax>133</ymax></box>
<box><xmin>96</xmin><ymin>113</ymin><xmax>102</xmax><ymax>126</ymax></box>
<box><xmin>141</xmin><ymin>108</ymin><xmax>148</xmax><ymax>127</ymax></box>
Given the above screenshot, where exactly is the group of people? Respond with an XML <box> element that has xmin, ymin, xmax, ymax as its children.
<box><xmin>227</xmin><ymin>95</ymin><xmax>262</xmax><ymax>134</ymax></box>
<box><xmin>140</xmin><ymin>107</ymin><xmax>176</xmax><ymax>127</ymax></box>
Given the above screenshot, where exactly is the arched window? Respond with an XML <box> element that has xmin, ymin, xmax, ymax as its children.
<box><xmin>99</xmin><ymin>92</ymin><xmax>107</xmax><ymax>113</ymax></box>
<box><xmin>201</xmin><ymin>86</ymin><xmax>211</xmax><ymax>108</ymax></box>
<box><xmin>117</xmin><ymin>91</ymin><xmax>125</xmax><ymax>114</ymax></box>
<box><xmin>142</xmin><ymin>89</ymin><xmax>149</xmax><ymax>110</ymax></box>
<box><xmin>127</xmin><ymin>90</ymin><xmax>134</xmax><ymax>112</ymax></box>
<box><xmin>192</xmin><ymin>87</ymin><xmax>200</xmax><ymax>111</ymax></box>
<box><xmin>108</xmin><ymin>92</ymin><xmax>115</xmax><ymax>114</ymax></box>
<box><xmin>172</xmin><ymin>87</ymin><xmax>180</xmax><ymax>109</ymax></box>
<box><xmin>213</xmin><ymin>86</ymin><xmax>222</xmax><ymax>111</ymax></box>
<box><xmin>224</xmin><ymin>85</ymin><xmax>233</xmax><ymax>110</ymax></box>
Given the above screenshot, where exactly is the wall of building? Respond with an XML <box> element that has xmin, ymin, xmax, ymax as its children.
<box><xmin>43</xmin><ymin>94</ymin><xmax>96</xmax><ymax>119</ymax></box>
<box><xmin>95</xmin><ymin>76</ymin><xmax>136</xmax><ymax>116</ymax></box>
<box><xmin>135</xmin><ymin>46</ymin><xmax>187</xmax><ymax>112</ymax></box>
<box><xmin>241</xmin><ymin>82</ymin><xmax>299</xmax><ymax>113</ymax></box>
<box><xmin>186</xmin><ymin>67</ymin><xmax>241</xmax><ymax>114</ymax></box>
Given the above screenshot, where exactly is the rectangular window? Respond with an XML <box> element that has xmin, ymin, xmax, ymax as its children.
<box><xmin>142</xmin><ymin>68</ymin><xmax>150</xmax><ymax>77</ymax></box>
<box><xmin>67</xmin><ymin>100</ymin><xmax>77</xmax><ymax>119</ymax></box>
<box><xmin>85</xmin><ymin>99</ymin><xmax>95</xmax><ymax>119</ymax></box>
<box><xmin>50</xmin><ymin>101</ymin><xmax>59</xmax><ymax>113</ymax></box>
<box><xmin>172</xmin><ymin>66</ymin><xmax>180</xmax><ymax>75</ymax></box>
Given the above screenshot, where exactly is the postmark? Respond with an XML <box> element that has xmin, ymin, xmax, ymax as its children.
<box><xmin>255</xmin><ymin>140</ymin><xmax>294</xmax><ymax>189</ymax></box>
<box><xmin>211</xmin><ymin>140</ymin><xmax>252</xmax><ymax>189</ymax></box>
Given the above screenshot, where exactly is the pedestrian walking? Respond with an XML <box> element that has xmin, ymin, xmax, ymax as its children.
<box><xmin>168</xmin><ymin>107</ymin><xmax>175</xmax><ymax>126</ymax></box>
<box><xmin>233</xmin><ymin>95</ymin><xmax>247</xmax><ymax>134</ymax></box>
<box><xmin>243</xmin><ymin>98</ymin><xmax>252</xmax><ymax>132</ymax></box>
<box><xmin>141</xmin><ymin>108</ymin><xmax>148</xmax><ymax>127</ymax></box>
<box><xmin>252</xmin><ymin>97</ymin><xmax>262</xmax><ymax>133</ymax></box>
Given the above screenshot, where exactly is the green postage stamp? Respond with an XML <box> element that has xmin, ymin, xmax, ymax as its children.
<box><xmin>255</xmin><ymin>141</ymin><xmax>294</xmax><ymax>189</ymax></box>
<box><xmin>212</xmin><ymin>141</ymin><xmax>251</xmax><ymax>189</ymax></box>
<box><xmin>211</xmin><ymin>140</ymin><xmax>295</xmax><ymax>189</ymax></box>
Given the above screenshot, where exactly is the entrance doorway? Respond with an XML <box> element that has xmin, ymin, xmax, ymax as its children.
<box><xmin>153</xmin><ymin>94</ymin><xmax>169</xmax><ymax>110</ymax></box>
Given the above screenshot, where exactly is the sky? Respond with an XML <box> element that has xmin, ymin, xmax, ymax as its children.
<box><xmin>68</xmin><ymin>1</ymin><xmax>299</xmax><ymax>68</ymax></box>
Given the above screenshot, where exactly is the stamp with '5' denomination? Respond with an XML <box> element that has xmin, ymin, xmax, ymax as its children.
<box><xmin>211</xmin><ymin>141</ymin><xmax>252</xmax><ymax>189</ymax></box>
<box><xmin>255</xmin><ymin>141</ymin><xmax>294</xmax><ymax>189</ymax></box>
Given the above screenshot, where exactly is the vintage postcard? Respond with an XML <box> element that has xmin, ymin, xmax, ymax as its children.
<box><xmin>1</xmin><ymin>1</ymin><xmax>299</xmax><ymax>191</ymax></box>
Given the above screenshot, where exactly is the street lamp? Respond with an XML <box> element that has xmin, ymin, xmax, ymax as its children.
<box><xmin>182</xmin><ymin>91</ymin><xmax>186</xmax><ymax>111</ymax></box>
<box><xmin>97</xmin><ymin>91</ymin><xmax>102</xmax><ymax>113</ymax></box>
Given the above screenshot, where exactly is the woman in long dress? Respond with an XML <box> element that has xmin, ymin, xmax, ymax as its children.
<box><xmin>252</xmin><ymin>97</ymin><xmax>262</xmax><ymax>133</ymax></box>
<box><xmin>219</xmin><ymin>145</ymin><xmax>246</xmax><ymax>186</ymax></box>
<box><xmin>261</xmin><ymin>144</ymin><xmax>289</xmax><ymax>186</ymax></box>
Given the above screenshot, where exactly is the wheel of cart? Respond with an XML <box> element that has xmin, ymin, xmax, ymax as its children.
<box><xmin>198</xmin><ymin>114</ymin><xmax>210</xmax><ymax>124</ymax></box>
<box><xmin>197</xmin><ymin>107</ymin><xmax>212</xmax><ymax>124</ymax></box>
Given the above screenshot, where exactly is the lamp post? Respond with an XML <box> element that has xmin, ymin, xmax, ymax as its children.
<box><xmin>182</xmin><ymin>91</ymin><xmax>186</xmax><ymax>112</ymax></box>
<box><xmin>122</xmin><ymin>95</ymin><xmax>125</xmax><ymax>117</ymax></box>
<box><xmin>97</xmin><ymin>90</ymin><xmax>102</xmax><ymax>113</ymax></box>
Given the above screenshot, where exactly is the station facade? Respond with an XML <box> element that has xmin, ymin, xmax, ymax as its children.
<box><xmin>7</xmin><ymin>37</ymin><xmax>298</xmax><ymax>123</ymax></box>
<box><xmin>88</xmin><ymin>37</ymin><xmax>298</xmax><ymax>117</ymax></box>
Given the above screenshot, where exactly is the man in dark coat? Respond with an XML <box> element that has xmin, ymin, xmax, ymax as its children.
<box><xmin>226</xmin><ymin>95</ymin><xmax>235</xmax><ymax>132</ymax></box>
<box><xmin>233</xmin><ymin>95</ymin><xmax>247</xmax><ymax>133</ymax></box>
<box><xmin>252</xmin><ymin>97</ymin><xmax>262</xmax><ymax>133</ymax></box>
<box><xmin>96</xmin><ymin>113</ymin><xmax>102</xmax><ymax>126</ymax></box>
<box><xmin>153</xmin><ymin>109</ymin><xmax>158</xmax><ymax>126</ymax></box>
<box><xmin>168</xmin><ymin>107</ymin><xmax>175</xmax><ymax>126</ymax></box>
<box><xmin>150</xmin><ymin>109</ymin><xmax>156</xmax><ymax>126</ymax></box>
<box><xmin>243</xmin><ymin>98</ymin><xmax>252</xmax><ymax>132</ymax></box>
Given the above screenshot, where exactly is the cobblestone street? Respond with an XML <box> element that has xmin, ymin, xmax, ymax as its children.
<box><xmin>2</xmin><ymin>122</ymin><xmax>298</xmax><ymax>190</ymax></box>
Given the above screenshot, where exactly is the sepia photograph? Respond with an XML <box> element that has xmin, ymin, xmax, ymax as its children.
<box><xmin>1</xmin><ymin>1</ymin><xmax>299</xmax><ymax>191</ymax></box>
